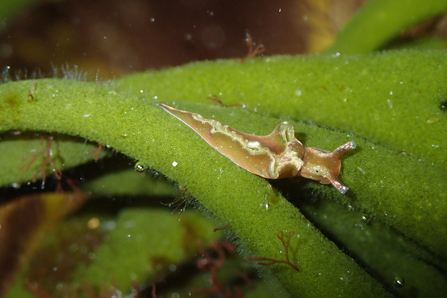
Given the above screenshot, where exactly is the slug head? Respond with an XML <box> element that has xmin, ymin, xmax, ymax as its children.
<box><xmin>300</xmin><ymin>141</ymin><xmax>356</xmax><ymax>194</ymax></box>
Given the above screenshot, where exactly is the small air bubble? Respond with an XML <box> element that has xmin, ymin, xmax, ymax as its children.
<box><xmin>361</xmin><ymin>215</ymin><xmax>369</xmax><ymax>222</ymax></box>
<box><xmin>259</xmin><ymin>202</ymin><xmax>269</xmax><ymax>210</ymax></box>
<box><xmin>393</xmin><ymin>277</ymin><xmax>405</xmax><ymax>288</ymax></box>
<box><xmin>439</xmin><ymin>100</ymin><xmax>447</xmax><ymax>111</ymax></box>
<box><xmin>134</xmin><ymin>161</ymin><xmax>148</xmax><ymax>173</ymax></box>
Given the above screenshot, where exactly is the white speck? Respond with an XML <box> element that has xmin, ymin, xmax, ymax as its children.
<box><xmin>83</xmin><ymin>114</ymin><xmax>91</xmax><ymax>117</ymax></box>
<box><xmin>247</xmin><ymin>141</ymin><xmax>260</xmax><ymax>148</ymax></box>
<box><xmin>387</xmin><ymin>99</ymin><xmax>393</xmax><ymax>109</ymax></box>
<box><xmin>295</xmin><ymin>89</ymin><xmax>302</xmax><ymax>96</ymax></box>
<box><xmin>103</xmin><ymin>36</ymin><xmax>107</xmax><ymax>39</ymax></box>
<box><xmin>432</xmin><ymin>144</ymin><xmax>440</xmax><ymax>148</ymax></box>
<box><xmin>153</xmin><ymin>95</ymin><xmax>158</xmax><ymax>100</ymax></box>
<box><xmin>150</xmin><ymin>18</ymin><xmax>155</xmax><ymax>22</ymax></box>
<box><xmin>278</xmin><ymin>8</ymin><xmax>282</xmax><ymax>12</ymax></box>
<box><xmin>172</xmin><ymin>161</ymin><xmax>178</xmax><ymax>167</ymax></box>
<box><xmin>389</xmin><ymin>91</ymin><xmax>393</xmax><ymax>95</ymax></box>
<box><xmin>140</xmin><ymin>90</ymin><xmax>144</xmax><ymax>93</ymax></box>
